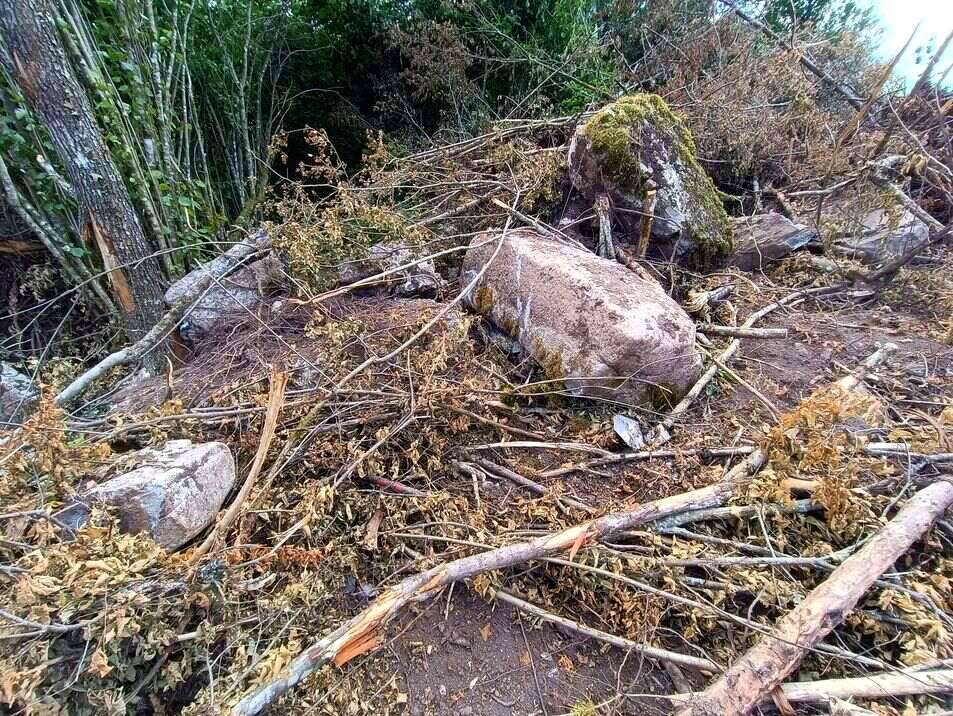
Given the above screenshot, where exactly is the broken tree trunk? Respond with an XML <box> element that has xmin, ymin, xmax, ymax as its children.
<box><xmin>636</xmin><ymin>185</ymin><xmax>658</xmax><ymax>258</ymax></box>
<box><xmin>0</xmin><ymin>0</ymin><xmax>168</xmax><ymax>366</ymax></box>
<box><xmin>229</xmin><ymin>450</ymin><xmax>765</xmax><ymax>715</ymax></box>
<box><xmin>675</xmin><ymin>477</ymin><xmax>953</xmax><ymax>716</ymax></box>
<box><xmin>595</xmin><ymin>194</ymin><xmax>614</xmax><ymax>259</ymax></box>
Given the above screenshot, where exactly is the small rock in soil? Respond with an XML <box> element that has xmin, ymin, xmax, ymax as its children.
<box><xmin>0</xmin><ymin>363</ymin><xmax>38</xmax><ymax>425</ymax></box>
<box><xmin>56</xmin><ymin>439</ymin><xmax>235</xmax><ymax>550</ymax></box>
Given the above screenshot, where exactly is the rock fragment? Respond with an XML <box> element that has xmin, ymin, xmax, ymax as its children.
<box><xmin>56</xmin><ymin>439</ymin><xmax>235</xmax><ymax>550</ymax></box>
<box><xmin>726</xmin><ymin>212</ymin><xmax>817</xmax><ymax>271</ymax></box>
<box><xmin>0</xmin><ymin>363</ymin><xmax>38</xmax><ymax>426</ymax></box>
<box><xmin>337</xmin><ymin>240</ymin><xmax>443</xmax><ymax>297</ymax></box>
<box><xmin>164</xmin><ymin>232</ymin><xmax>281</xmax><ymax>342</ymax></box>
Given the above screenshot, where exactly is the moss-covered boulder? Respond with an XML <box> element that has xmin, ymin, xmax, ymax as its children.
<box><xmin>568</xmin><ymin>94</ymin><xmax>732</xmax><ymax>264</ymax></box>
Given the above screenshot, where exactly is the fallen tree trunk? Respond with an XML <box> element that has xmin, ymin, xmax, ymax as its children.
<box><xmin>669</xmin><ymin>668</ymin><xmax>953</xmax><ymax>705</ymax></box>
<box><xmin>675</xmin><ymin>477</ymin><xmax>953</xmax><ymax>716</ymax></box>
<box><xmin>229</xmin><ymin>450</ymin><xmax>765</xmax><ymax>715</ymax></box>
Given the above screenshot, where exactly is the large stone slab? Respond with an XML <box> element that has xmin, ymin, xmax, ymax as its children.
<box><xmin>0</xmin><ymin>363</ymin><xmax>37</xmax><ymax>426</ymax></box>
<box><xmin>726</xmin><ymin>212</ymin><xmax>817</xmax><ymax>271</ymax></box>
<box><xmin>56</xmin><ymin>440</ymin><xmax>235</xmax><ymax>550</ymax></box>
<box><xmin>164</xmin><ymin>232</ymin><xmax>280</xmax><ymax>342</ymax></box>
<box><xmin>462</xmin><ymin>228</ymin><xmax>703</xmax><ymax>407</ymax></box>
<box><xmin>568</xmin><ymin>94</ymin><xmax>732</xmax><ymax>265</ymax></box>
<box><xmin>831</xmin><ymin>207</ymin><xmax>929</xmax><ymax>265</ymax></box>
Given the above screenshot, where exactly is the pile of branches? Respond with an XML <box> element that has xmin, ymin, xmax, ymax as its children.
<box><xmin>2</xmin><ymin>18</ymin><xmax>953</xmax><ymax>716</ymax></box>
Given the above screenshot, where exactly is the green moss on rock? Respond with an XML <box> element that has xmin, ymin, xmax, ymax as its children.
<box><xmin>472</xmin><ymin>285</ymin><xmax>494</xmax><ymax>315</ymax></box>
<box><xmin>579</xmin><ymin>94</ymin><xmax>733</xmax><ymax>263</ymax></box>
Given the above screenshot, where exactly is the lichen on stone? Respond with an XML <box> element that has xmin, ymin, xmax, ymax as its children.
<box><xmin>579</xmin><ymin>94</ymin><xmax>733</xmax><ymax>263</ymax></box>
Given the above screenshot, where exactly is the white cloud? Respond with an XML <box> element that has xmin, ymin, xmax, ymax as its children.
<box><xmin>870</xmin><ymin>0</ymin><xmax>953</xmax><ymax>86</ymax></box>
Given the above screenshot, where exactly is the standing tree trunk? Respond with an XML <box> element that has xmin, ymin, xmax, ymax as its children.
<box><xmin>0</xmin><ymin>0</ymin><xmax>168</xmax><ymax>372</ymax></box>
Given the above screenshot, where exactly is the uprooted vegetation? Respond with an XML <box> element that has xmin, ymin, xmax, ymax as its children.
<box><xmin>2</xmin><ymin>1</ymin><xmax>953</xmax><ymax>715</ymax></box>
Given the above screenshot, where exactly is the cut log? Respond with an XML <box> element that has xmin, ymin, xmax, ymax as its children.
<box><xmin>675</xmin><ymin>478</ymin><xmax>953</xmax><ymax>716</ymax></box>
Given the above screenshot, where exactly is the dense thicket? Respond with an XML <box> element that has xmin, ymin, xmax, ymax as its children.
<box><xmin>0</xmin><ymin>0</ymin><xmax>940</xmax><ymax>361</ymax></box>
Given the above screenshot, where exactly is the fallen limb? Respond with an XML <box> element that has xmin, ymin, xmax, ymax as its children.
<box><xmin>867</xmin><ymin>164</ymin><xmax>944</xmax><ymax>232</ymax></box>
<box><xmin>864</xmin><ymin>443</ymin><xmax>953</xmax><ymax>463</ymax></box>
<box><xmin>668</xmin><ymin>669</ymin><xmax>953</xmax><ymax>705</ymax></box>
<box><xmin>537</xmin><ymin>445</ymin><xmax>755</xmax><ymax>479</ymax></box>
<box><xmin>466</xmin><ymin>440</ymin><xmax>613</xmax><ymax>457</ymax></box>
<box><xmin>55</xmin><ymin>231</ymin><xmax>271</xmax><ymax>406</ymax></box>
<box><xmin>783</xmin><ymin>668</ymin><xmax>953</xmax><ymax>705</ymax></box>
<box><xmin>448</xmin><ymin>405</ymin><xmax>548</xmax><ymax>440</ymax></box>
<box><xmin>469</xmin><ymin>458</ymin><xmax>595</xmax><ymax>513</ymax></box>
<box><xmin>492</xmin><ymin>588</ymin><xmax>719</xmax><ymax>673</ymax></box>
<box><xmin>229</xmin><ymin>450</ymin><xmax>765</xmax><ymax>715</ymax></box>
<box><xmin>698</xmin><ymin>325</ymin><xmax>787</xmax><ymax>339</ymax></box>
<box><xmin>659</xmin><ymin>283</ymin><xmax>845</xmax><ymax>438</ymax></box>
<box><xmin>653</xmin><ymin>498</ymin><xmax>822</xmax><ymax>530</ymax></box>
<box><xmin>547</xmin><ymin>551</ymin><xmax>887</xmax><ymax>670</ymax></box>
<box><xmin>675</xmin><ymin>477</ymin><xmax>953</xmax><ymax>716</ymax></box>
<box><xmin>188</xmin><ymin>367</ymin><xmax>288</xmax><ymax>565</ymax></box>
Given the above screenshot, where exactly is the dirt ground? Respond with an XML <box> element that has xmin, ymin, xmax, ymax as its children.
<box><xmin>362</xmin><ymin>272</ymin><xmax>953</xmax><ymax>716</ymax></box>
<box><xmin>84</xmin><ymin>254</ymin><xmax>953</xmax><ymax>716</ymax></box>
<box><xmin>379</xmin><ymin>591</ymin><xmax>672</xmax><ymax>716</ymax></box>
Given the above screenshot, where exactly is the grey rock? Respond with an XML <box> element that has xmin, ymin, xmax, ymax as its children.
<box><xmin>568</xmin><ymin>95</ymin><xmax>732</xmax><ymax>264</ymax></box>
<box><xmin>831</xmin><ymin>207</ymin><xmax>929</xmax><ymax>265</ymax></box>
<box><xmin>165</xmin><ymin>232</ymin><xmax>280</xmax><ymax>341</ymax></box>
<box><xmin>726</xmin><ymin>212</ymin><xmax>816</xmax><ymax>271</ymax></box>
<box><xmin>337</xmin><ymin>241</ymin><xmax>443</xmax><ymax>297</ymax></box>
<box><xmin>810</xmin><ymin>256</ymin><xmax>840</xmax><ymax>274</ymax></box>
<box><xmin>462</xmin><ymin>228</ymin><xmax>703</xmax><ymax>407</ymax></box>
<box><xmin>613</xmin><ymin>414</ymin><xmax>646</xmax><ymax>450</ymax></box>
<box><xmin>0</xmin><ymin>363</ymin><xmax>38</xmax><ymax>426</ymax></box>
<box><xmin>56</xmin><ymin>440</ymin><xmax>235</xmax><ymax>550</ymax></box>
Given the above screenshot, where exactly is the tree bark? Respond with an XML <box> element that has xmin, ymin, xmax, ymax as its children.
<box><xmin>0</xmin><ymin>0</ymin><xmax>168</xmax><ymax>369</ymax></box>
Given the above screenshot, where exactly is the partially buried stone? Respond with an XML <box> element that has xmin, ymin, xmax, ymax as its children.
<box><xmin>56</xmin><ymin>440</ymin><xmax>235</xmax><ymax>550</ymax></box>
<box><xmin>462</xmin><ymin>227</ymin><xmax>703</xmax><ymax>408</ymax></box>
